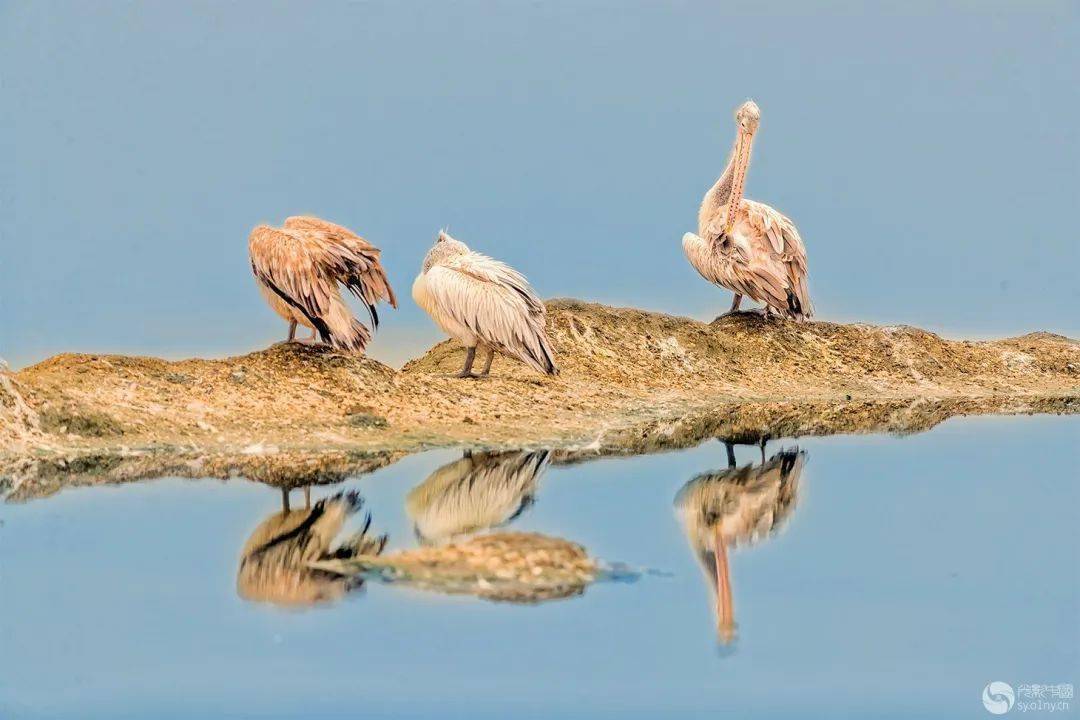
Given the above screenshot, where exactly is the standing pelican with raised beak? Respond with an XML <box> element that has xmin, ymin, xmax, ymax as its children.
<box><xmin>413</xmin><ymin>230</ymin><xmax>558</xmax><ymax>378</ymax></box>
<box><xmin>683</xmin><ymin>101</ymin><xmax>812</xmax><ymax>320</ymax></box>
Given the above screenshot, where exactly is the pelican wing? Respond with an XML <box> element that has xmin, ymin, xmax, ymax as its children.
<box><xmin>424</xmin><ymin>253</ymin><xmax>557</xmax><ymax>374</ymax></box>
<box><xmin>283</xmin><ymin>215</ymin><xmax>398</xmax><ymax>312</ymax></box>
<box><xmin>682</xmin><ymin>232</ymin><xmax>791</xmax><ymax>310</ymax></box>
<box><xmin>249</xmin><ymin>225</ymin><xmax>371</xmax><ymax>349</ymax></box>
<box><xmin>743</xmin><ymin>201</ymin><xmax>812</xmax><ymax>317</ymax></box>
<box><xmin>249</xmin><ymin>225</ymin><xmax>334</xmax><ymax>334</ymax></box>
<box><xmin>742</xmin><ymin>201</ymin><xmax>806</xmax><ymax>268</ymax></box>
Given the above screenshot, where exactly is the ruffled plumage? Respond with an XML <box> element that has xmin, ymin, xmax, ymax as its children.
<box><xmin>413</xmin><ymin>232</ymin><xmax>558</xmax><ymax>375</ymax></box>
<box><xmin>248</xmin><ymin>216</ymin><xmax>396</xmax><ymax>352</ymax></box>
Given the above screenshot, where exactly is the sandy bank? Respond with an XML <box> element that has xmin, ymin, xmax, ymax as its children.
<box><xmin>2</xmin><ymin>299</ymin><xmax>1076</xmax><ymax>496</ymax></box>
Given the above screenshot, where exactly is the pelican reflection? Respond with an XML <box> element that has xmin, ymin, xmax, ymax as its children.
<box><xmin>675</xmin><ymin>444</ymin><xmax>805</xmax><ymax>645</ymax></box>
<box><xmin>237</xmin><ymin>489</ymin><xmax>387</xmax><ymax>608</ymax></box>
<box><xmin>312</xmin><ymin>449</ymin><xmax>613</xmax><ymax>604</ymax></box>
<box><xmin>405</xmin><ymin>450</ymin><xmax>550</xmax><ymax>544</ymax></box>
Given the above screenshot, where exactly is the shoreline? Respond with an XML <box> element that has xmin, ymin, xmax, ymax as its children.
<box><xmin>3</xmin><ymin>394</ymin><xmax>1075</xmax><ymax>504</ymax></box>
<box><xmin>2</xmin><ymin>299</ymin><xmax>1077</xmax><ymax>497</ymax></box>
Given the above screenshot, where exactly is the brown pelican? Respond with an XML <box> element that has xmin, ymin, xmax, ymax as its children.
<box><xmin>248</xmin><ymin>215</ymin><xmax>397</xmax><ymax>352</ymax></box>
<box><xmin>683</xmin><ymin>101</ymin><xmax>812</xmax><ymax>320</ymax></box>
<box><xmin>412</xmin><ymin>230</ymin><xmax>558</xmax><ymax>378</ymax></box>
<box><xmin>237</xmin><ymin>489</ymin><xmax>387</xmax><ymax>607</ymax></box>
<box><xmin>674</xmin><ymin>446</ymin><xmax>805</xmax><ymax>644</ymax></box>
<box><xmin>405</xmin><ymin>450</ymin><xmax>549</xmax><ymax>544</ymax></box>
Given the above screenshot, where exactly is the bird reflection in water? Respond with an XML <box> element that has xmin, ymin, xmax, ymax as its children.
<box><xmin>405</xmin><ymin>449</ymin><xmax>550</xmax><ymax>544</ymax></box>
<box><xmin>674</xmin><ymin>441</ymin><xmax>805</xmax><ymax>645</ymax></box>
<box><xmin>313</xmin><ymin>449</ymin><xmax>608</xmax><ymax>604</ymax></box>
<box><xmin>237</xmin><ymin>489</ymin><xmax>387</xmax><ymax>608</ymax></box>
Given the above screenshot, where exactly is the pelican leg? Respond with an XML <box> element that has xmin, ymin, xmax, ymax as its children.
<box><xmin>478</xmin><ymin>347</ymin><xmax>495</xmax><ymax>377</ymax></box>
<box><xmin>293</xmin><ymin>326</ymin><xmax>322</xmax><ymax>346</ymax></box>
<box><xmin>759</xmin><ymin>437</ymin><xmax>767</xmax><ymax>464</ymax></box>
<box><xmin>456</xmin><ymin>346</ymin><xmax>478</xmax><ymax>378</ymax></box>
<box><xmin>725</xmin><ymin>440</ymin><xmax>736</xmax><ymax>468</ymax></box>
<box><xmin>717</xmin><ymin>294</ymin><xmax>744</xmax><ymax>319</ymax></box>
<box><xmin>286</xmin><ymin>320</ymin><xmax>298</xmax><ymax>342</ymax></box>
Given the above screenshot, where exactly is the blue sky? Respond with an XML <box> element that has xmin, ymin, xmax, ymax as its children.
<box><xmin>2</xmin><ymin>1</ymin><xmax>1077</xmax><ymax>368</ymax></box>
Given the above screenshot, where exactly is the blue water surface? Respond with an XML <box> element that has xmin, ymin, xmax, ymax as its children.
<box><xmin>1</xmin><ymin>415</ymin><xmax>1077</xmax><ymax>719</ymax></box>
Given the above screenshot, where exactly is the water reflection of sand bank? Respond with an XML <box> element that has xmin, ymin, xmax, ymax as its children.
<box><xmin>316</xmin><ymin>450</ymin><xmax>623</xmax><ymax>604</ymax></box>
<box><xmin>314</xmin><ymin>532</ymin><xmax>600</xmax><ymax>604</ymax></box>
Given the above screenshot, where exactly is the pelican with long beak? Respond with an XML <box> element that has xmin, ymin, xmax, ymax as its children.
<box><xmin>683</xmin><ymin>101</ymin><xmax>812</xmax><ymax>320</ymax></box>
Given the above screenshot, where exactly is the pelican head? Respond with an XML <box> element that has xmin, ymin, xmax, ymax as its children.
<box><xmin>423</xmin><ymin>229</ymin><xmax>470</xmax><ymax>271</ymax></box>
<box><xmin>735</xmin><ymin>100</ymin><xmax>760</xmax><ymax>135</ymax></box>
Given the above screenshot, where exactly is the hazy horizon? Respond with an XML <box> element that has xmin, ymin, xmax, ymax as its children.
<box><xmin>2</xmin><ymin>1</ymin><xmax>1077</xmax><ymax>369</ymax></box>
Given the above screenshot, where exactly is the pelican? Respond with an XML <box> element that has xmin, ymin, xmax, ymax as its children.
<box><xmin>405</xmin><ymin>450</ymin><xmax>549</xmax><ymax>544</ymax></box>
<box><xmin>412</xmin><ymin>230</ymin><xmax>558</xmax><ymax>378</ymax></box>
<box><xmin>237</xmin><ymin>489</ymin><xmax>387</xmax><ymax>607</ymax></box>
<box><xmin>683</xmin><ymin>101</ymin><xmax>812</xmax><ymax>320</ymax></box>
<box><xmin>248</xmin><ymin>215</ymin><xmax>397</xmax><ymax>352</ymax></box>
<box><xmin>674</xmin><ymin>446</ymin><xmax>805</xmax><ymax>644</ymax></box>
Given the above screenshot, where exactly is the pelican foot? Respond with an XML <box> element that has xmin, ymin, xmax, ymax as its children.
<box><xmin>455</xmin><ymin>346</ymin><xmax>479</xmax><ymax>378</ymax></box>
<box><xmin>714</xmin><ymin>308</ymin><xmax>767</xmax><ymax>321</ymax></box>
<box><xmin>273</xmin><ymin>339</ymin><xmax>319</xmax><ymax>349</ymax></box>
<box><xmin>454</xmin><ymin>371</ymin><xmax>482</xmax><ymax>380</ymax></box>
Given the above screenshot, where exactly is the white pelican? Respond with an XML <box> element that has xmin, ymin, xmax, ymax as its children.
<box><xmin>683</xmin><ymin>101</ymin><xmax>812</xmax><ymax>320</ymax></box>
<box><xmin>248</xmin><ymin>215</ymin><xmax>397</xmax><ymax>352</ymax></box>
<box><xmin>237</xmin><ymin>489</ymin><xmax>387</xmax><ymax>607</ymax></box>
<box><xmin>674</xmin><ymin>446</ymin><xmax>805</xmax><ymax>644</ymax></box>
<box><xmin>412</xmin><ymin>230</ymin><xmax>558</xmax><ymax>377</ymax></box>
<box><xmin>405</xmin><ymin>450</ymin><xmax>549</xmax><ymax>544</ymax></box>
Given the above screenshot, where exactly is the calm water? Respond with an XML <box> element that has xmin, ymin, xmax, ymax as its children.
<box><xmin>1</xmin><ymin>415</ymin><xmax>1077</xmax><ymax>719</ymax></box>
